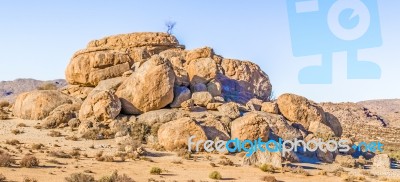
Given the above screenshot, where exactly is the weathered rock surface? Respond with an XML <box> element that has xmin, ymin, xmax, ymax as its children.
<box><xmin>170</xmin><ymin>86</ymin><xmax>191</xmax><ymax>108</ymax></box>
<box><xmin>187</xmin><ymin>58</ymin><xmax>218</xmax><ymax>85</ymax></box>
<box><xmin>261</xmin><ymin>102</ymin><xmax>279</xmax><ymax>114</ymax></box>
<box><xmin>158</xmin><ymin>117</ymin><xmax>207</xmax><ymax>151</ymax></box>
<box><xmin>232</xmin><ymin>112</ymin><xmax>302</xmax><ymax>141</ymax></box>
<box><xmin>43</xmin><ymin>103</ymin><xmax>81</xmax><ymax>128</ymax></box>
<box><xmin>372</xmin><ymin>154</ymin><xmax>391</xmax><ymax>169</ymax></box>
<box><xmin>65</xmin><ymin>32</ymin><xmax>180</xmax><ymax>86</ymax></box>
<box><xmin>13</xmin><ymin>90</ymin><xmax>76</xmax><ymax>120</ymax></box>
<box><xmin>243</xmin><ymin>150</ymin><xmax>282</xmax><ymax>168</ymax></box>
<box><xmin>277</xmin><ymin>93</ymin><xmax>325</xmax><ymax>129</ymax></box>
<box><xmin>217</xmin><ymin>102</ymin><xmax>241</xmax><ymax>119</ymax></box>
<box><xmin>219</xmin><ymin>59</ymin><xmax>272</xmax><ymax>103</ymax></box>
<box><xmin>191</xmin><ymin>92</ymin><xmax>213</xmax><ymax>107</ymax></box>
<box><xmin>60</xmin><ymin>85</ymin><xmax>93</xmax><ymax>101</ymax></box>
<box><xmin>79</xmin><ymin>90</ymin><xmax>121</xmax><ymax>122</ymax></box>
<box><xmin>116</xmin><ymin>55</ymin><xmax>175</xmax><ymax>114</ymax></box>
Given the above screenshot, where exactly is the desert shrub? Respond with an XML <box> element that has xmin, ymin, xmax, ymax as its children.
<box><xmin>318</xmin><ymin>170</ymin><xmax>328</xmax><ymax>176</ymax></box>
<box><xmin>150</xmin><ymin>167</ymin><xmax>162</xmax><ymax>175</ymax></box>
<box><xmin>17</xmin><ymin>123</ymin><xmax>28</xmax><ymax>127</ymax></box>
<box><xmin>6</xmin><ymin>139</ymin><xmax>20</xmax><ymax>145</ymax></box>
<box><xmin>332</xmin><ymin>167</ymin><xmax>347</xmax><ymax>177</ymax></box>
<box><xmin>291</xmin><ymin>166</ymin><xmax>310</xmax><ymax>176</ymax></box>
<box><xmin>20</xmin><ymin>155</ymin><xmax>40</xmax><ymax>168</ymax></box>
<box><xmin>0</xmin><ymin>101</ymin><xmax>9</xmax><ymax>108</ymax></box>
<box><xmin>209</xmin><ymin>171</ymin><xmax>222</xmax><ymax>180</ymax></box>
<box><xmin>11</xmin><ymin>129</ymin><xmax>23</xmax><ymax>135</ymax></box>
<box><xmin>0</xmin><ymin>151</ymin><xmax>14</xmax><ymax>167</ymax></box>
<box><xmin>259</xmin><ymin>164</ymin><xmax>275</xmax><ymax>173</ymax></box>
<box><xmin>31</xmin><ymin>143</ymin><xmax>44</xmax><ymax>150</ymax></box>
<box><xmin>37</xmin><ymin>82</ymin><xmax>57</xmax><ymax>90</ymax></box>
<box><xmin>48</xmin><ymin>130</ymin><xmax>62</xmax><ymax>137</ymax></box>
<box><xmin>218</xmin><ymin>158</ymin><xmax>234</xmax><ymax>166</ymax></box>
<box><xmin>65</xmin><ymin>173</ymin><xmax>95</xmax><ymax>182</ymax></box>
<box><xmin>0</xmin><ymin>111</ymin><xmax>8</xmax><ymax>120</ymax></box>
<box><xmin>23</xmin><ymin>177</ymin><xmax>38</xmax><ymax>182</ymax></box>
<box><xmin>176</xmin><ymin>149</ymin><xmax>191</xmax><ymax>160</ymax></box>
<box><xmin>70</xmin><ymin>149</ymin><xmax>81</xmax><ymax>158</ymax></box>
<box><xmin>104</xmin><ymin>155</ymin><xmax>114</xmax><ymax>162</ymax></box>
<box><xmin>0</xmin><ymin>174</ymin><xmax>5</xmax><ymax>182</ymax></box>
<box><xmin>98</xmin><ymin>170</ymin><xmax>135</xmax><ymax>182</ymax></box>
<box><xmin>260</xmin><ymin>175</ymin><xmax>277</xmax><ymax>182</ymax></box>
<box><xmin>130</xmin><ymin>122</ymin><xmax>150</xmax><ymax>142</ymax></box>
<box><xmin>343</xmin><ymin>175</ymin><xmax>357</xmax><ymax>182</ymax></box>
<box><xmin>389</xmin><ymin>151</ymin><xmax>400</xmax><ymax>162</ymax></box>
<box><xmin>48</xmin><ymin>151</ymin><xmax>72</xmax><ymax>158</ymax></box>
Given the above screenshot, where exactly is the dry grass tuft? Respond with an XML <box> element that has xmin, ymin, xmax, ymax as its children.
<box><xmin>20</xmin><ymin>155</ymin><xmax>40</xmax><ymax>168</ymax></box>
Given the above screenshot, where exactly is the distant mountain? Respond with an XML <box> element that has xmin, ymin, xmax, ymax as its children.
<box><xmin>358</xmin><ymin>99</ymin><xmax>400</xmax><ymax>128</ymax></box>
<box><xmin>0</xmin><ymin>78</ymin><xmax>67</xmax><ymax>103</ymax></box>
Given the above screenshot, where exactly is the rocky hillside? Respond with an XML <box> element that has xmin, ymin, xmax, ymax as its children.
<box><xmin>358</xmin><ymin>99</ymin><xmax>400</xmax><ymax>128</ymax></box>
<box><xmin>0</xmin><ymin>78</ymin><xmax>66</xmax><ymax>103</ymax></box>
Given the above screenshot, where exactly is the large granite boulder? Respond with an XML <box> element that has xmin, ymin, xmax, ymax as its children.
<box><xmin>13</xmin><ymin>90</ymin><xmax>77</xmax><ymax>120</ymax></box>
<box><xmin>116</xmin><ymin>55</ymin><xmax>175</xmax><ymax>114</ymax></box>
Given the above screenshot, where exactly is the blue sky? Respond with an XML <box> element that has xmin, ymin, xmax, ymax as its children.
<box><xmin>0</xmin><ymin>0</ymin><xmax>399</xmax><ymax>102</ymax></box>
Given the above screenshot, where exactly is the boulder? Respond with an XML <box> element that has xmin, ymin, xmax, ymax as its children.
<box><xmin>372</xmin><ymin>154</ymin><xmax>391</xmax><ymax>169</ymax></box>
<box><xmin>217</xmin><ymin>102</ymin><xmax>241</xmax><ymax>119</ymax></box>
<box><xmin>181</xmin><ymin>99</ymin><xmax>194</xmax><ymax>111</ymax></box>
<box><xmin>158</xmin><ymin>117</ymin><xmax>207</xmax><ymax>151</ymax></box>
<box><xmin>42</xmin><ymin>103</ymin><xmax>81</xmax><ymax>128</ymax></box>
<box><xmin>187</xmin><ymin>58</ymin><xmax>218</xmax><ymax>85</ymax></box>
<box><xmin>231</xmin><ymin>113</ymin><xmax>271</xmax><ymax>141</ymax></box>
<box><xmin>316</xmin><ymin>149</ymin><xmax>335</xmax><ymax>163</ymax></box>
<box><xmin>261</xmin><ymin>102</ymin><xmax>279</xmax><ymax>114</ymax></box>
<box><xmin>13</xmin><ymin>90</ymin><xmax>76</xmax><ymax>120</ymax></box>
<box><xmin>159</xmin><ymin>48</ymin><xmax>189</xmax><ymax>86</ymax></box>
<box><xmin>191</xmin><ymin>92</ymin><xmax>213</xmax><ymax>107</ymax></box>
<box><xmin>190</xmin><ymin>83</ymin><xmax>207</xmax><ymax>92</ymax></box>
<box><xmin>207</xmin><ymin>79</ymin><xmax>222</xmax><ymax>96</ymax></box>
<box><xmin>243</xmin><ymin>150</ymin><xmax>282</xmax><ymax>168</ymax></box>
<box><xmin>246</xmin><ymin>98</ymin><xmax>263</xmax><ymax>111</ymax></box>
<box><xmin>66</xmin><ymin>32</ymin><xmax>180</xmax><ymax>86</ymax></box>
<box><xmin>197</xmin><ymin>117</ymin><xmax>230</xmax><ymax>141</ymax></box>
<box><xmin>116</xmin><ymin>55</ymin><xmax>175</xmax><ymax>114</ymax></box>
<box><xmin>277</xmin><ymin>93</ymin><xmax>326</xmax><ymax>129</ymax></box>
<box><xmin>170</xmin><ymin>86</ymin><xmax>191</xmax><ymax>108</ymax></box>
<box><xmin>185</xmin><ymin>47</ymin><xmax>214</xmax><ymax>62</ymax></box>
<box><xmin>90</xmin><ymin>77</ymin><xmax>125</xmax><ymax>95</ymax></box>
<box><xmin>232</xmin><ymin>112</ymin><xmax>302</xmax><ymax>141</ymax></box>
<box><xmin>79</xmin><ymin>90</ymin><xmax>121</xmax><ymax>122</ymax></box>
<box><xmin>66</xmin><ymin>50</ymin><xmax>132</xmax><ymax>86</ymax></box>
<box><xmin>220</xmin><ymin>59</ymin><xmax>272</xmax><ymax>103</ymax></box>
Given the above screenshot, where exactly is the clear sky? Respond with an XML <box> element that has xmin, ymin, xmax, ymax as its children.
<box><xmin>0</xmin><ymin>0</ymin><xmax>399</xmax><ymax>102</ymax></box>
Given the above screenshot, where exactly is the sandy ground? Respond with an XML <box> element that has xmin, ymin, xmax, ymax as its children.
<box><xmin>1</xmin><ymin>118</ymin><xmax>399</xmax><ymax>182</ymax></box>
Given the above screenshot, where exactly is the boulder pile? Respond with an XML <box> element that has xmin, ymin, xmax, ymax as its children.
<box><xmin>10</xmin><ymin>32</ymin><xmax>386</xmax><ymax>168</ymax></box>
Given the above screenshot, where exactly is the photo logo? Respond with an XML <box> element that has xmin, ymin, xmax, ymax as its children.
<box><xmin>287</xmin><ymin>0</ymin><xmax>382</xmax><ymax>84</ymax></box>
<box><xmin>188</xmin><ymin>136</ymin><xmax>384</xmax><ymax>157</ymax></box>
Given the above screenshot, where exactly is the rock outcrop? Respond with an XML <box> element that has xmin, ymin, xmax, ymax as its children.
<box><xmin>65</xmin><ymin>32</ymin><xmax>180</xmax><ymax>86</ymax></box>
